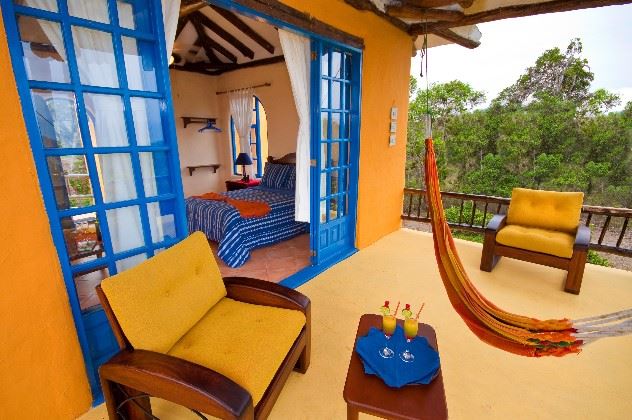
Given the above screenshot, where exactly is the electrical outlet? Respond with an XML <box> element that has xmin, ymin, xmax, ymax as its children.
<box><xmin>391</xmin><ymin>107</ymin><xmax>398</xmax><ymax>120</ymax></box>
<box><xmin>389</xmin><ymin>134</ymin><xmax>396</xmax><ymax>146</ymax></box>
<box><xmin>390</xmin><ymin>121</ymin><xmax>397</xmax><ymax>133</ymax></box>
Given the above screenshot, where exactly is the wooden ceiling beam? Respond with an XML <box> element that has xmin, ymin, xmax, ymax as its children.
<box><xmin>343</xmin><ymin>0</ymin><xmax>410</xmax><ymax>32</ymax></box>
<box><xmin>210</xmin><ymin>5</ymin><xmax>276</xmax><ymax>54</ymax></box>
<box><xmin>386</xmin><ymin>5</ymin><xmax>464</xmax><ymax>21</ymax></box>
<box><xmin>172</xmin><ymin>55</ymin><xmax>285</xmax><ymax>76</ymax></box>
<box><xmin>190</xmin><ymin>17</ymin><xmax>238</xmax><ymax>63</ymax></box>
<box><xmin>410</xmin><ymin>0</ymin><xmax>632</xmax><ymax>35</ymax></box>
<box><xmin>179</xmin><ymin>0</ymin><xmax>207</xmax><ymax>17</ymax></box>
<box><xmin>432</xmin><ymin>28</ymin><xmax>480</xmax><ymax>49</ymax></box>
<box><xmin>404</xmin><ymin>0</ymin><xmax>472</xmax><ymax>7</ymax></box>
<box><xmin>191</xmin><ymin>11</ymin><xmax>255</xmax><ymax>59</ymax></box>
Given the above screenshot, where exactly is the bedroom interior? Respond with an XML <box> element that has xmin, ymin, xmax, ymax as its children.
<box><xmin>169</xmin><ymin>3</ymin><xmax>312</xmax><ymax>283</ymax></box>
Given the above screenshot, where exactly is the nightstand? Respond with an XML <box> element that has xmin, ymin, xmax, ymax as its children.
<box><xmin>225</xmin><ymin>179</ymin><xmax>261</xmax><ymax>192</ymax></box>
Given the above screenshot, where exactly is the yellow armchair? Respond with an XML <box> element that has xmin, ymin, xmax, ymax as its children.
<box><xmin>97</xmin><ymin>232</ymin><xmax>310</xmax><ymax>419</ymax></box>
<box><xmin>480</xmin><ymin>188</ymin><xmax>591</xmax><ymax>294</ymax></box>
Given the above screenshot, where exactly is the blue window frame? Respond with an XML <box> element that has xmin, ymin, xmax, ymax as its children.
<box><xmin>230</xmin><ymin>95</ymin><xmax>264</xmax><ymax>177</ymax></box>
<box><xmin>1</xmin><ymin>0</ymin><xmax>186</xmax><ymax>402</ymax></box>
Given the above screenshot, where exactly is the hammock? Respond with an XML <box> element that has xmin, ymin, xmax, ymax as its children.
<box><xmin>424</xmin><ymin>137</ymin><xmax>632</xmax><ymax>357</ymax></box>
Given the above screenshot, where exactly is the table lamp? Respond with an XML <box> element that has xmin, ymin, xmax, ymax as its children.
<box><xmin>235</xmin><ymin>152</ymin><xmax>253</xmax><ymax>182</ymax></box>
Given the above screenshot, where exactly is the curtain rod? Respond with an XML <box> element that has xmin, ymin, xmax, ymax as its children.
<box><xmin>216</xmin><ymin>83</ymin><xmax>272</xmax><ymax>95</ymax></box>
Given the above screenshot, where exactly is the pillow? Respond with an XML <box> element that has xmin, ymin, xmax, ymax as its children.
<box><xmin>261</xmin><ymin>163</ymin><xmax>292</xmax><ymax>190</ymax></box>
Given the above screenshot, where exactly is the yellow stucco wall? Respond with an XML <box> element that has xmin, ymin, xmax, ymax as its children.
<box><xmin>0</xmin><ymin>12</ymin><xmax>92</xmax><ymax>420</ymax></box>
<box><xmin>281</xmin><ymin>0</ymin><xmax>412</xmax><ymax>249</ymax></box>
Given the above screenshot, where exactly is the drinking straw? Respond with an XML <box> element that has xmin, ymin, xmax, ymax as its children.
<box><xmin>394</xmin><ymin>301</ymin><xmax>401</xmax><ymax>317</ymax></box>
<box><xmin>415</xmin><ymin>303</ymin><xmax>426</xmax><ymax>320</ymax></box>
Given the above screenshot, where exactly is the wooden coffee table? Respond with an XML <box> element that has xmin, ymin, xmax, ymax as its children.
<box><xmin>343</xmin><ymin>314</ymin><xmax>448</xmax><ymax>420</ymax></box>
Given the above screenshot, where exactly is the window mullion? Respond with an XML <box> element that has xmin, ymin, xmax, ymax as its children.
<box><xmin>57</xmin><ymin>0</ymin><xmax>116</xmax><ymax>274</ymax></box>
<box><xmin>107</xmin><ymin>0</ymin><xmax>155</xmax><ymax>261</ymax></box>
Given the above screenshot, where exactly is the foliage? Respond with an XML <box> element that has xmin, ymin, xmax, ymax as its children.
<box><xmin>587</xmin><ymin>250</ymin><xmax>610</xmax><ymax>267</ymax></box>
<box><xmin>406</xmin><ymin>39</ymin><xmax>632</xmax><ymax>208</ymax></box>
<box><xmin>451</xmin><ymin>230</ymin><xmax>484</xmax><ymax>244</ymax></box>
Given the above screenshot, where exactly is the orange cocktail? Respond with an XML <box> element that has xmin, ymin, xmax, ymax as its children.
<box><xmin>382</xmin><ymin>315</ymin><xmax>397</xmax><ymax>336</ymax></box>
<box><xmin>379</xmin><ymin>301</ymin><xmax>398</xmax><ymax>359</ymax></box>
<box><xmin>400</xmin><ymin>304</ymin><xmax>419</xmax><ymax>362</ymax></box>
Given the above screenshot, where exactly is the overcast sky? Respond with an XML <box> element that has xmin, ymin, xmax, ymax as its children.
<box><xmin>410</xmin><ymin>3</ymin><xmax>632</xmax><ymax>110</ymax></box>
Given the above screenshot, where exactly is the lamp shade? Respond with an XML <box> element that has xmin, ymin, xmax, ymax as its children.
<box><xmin>235</xmin><ymin>152</ymin><xmax>253</xmax><ymax>166</ymax></box>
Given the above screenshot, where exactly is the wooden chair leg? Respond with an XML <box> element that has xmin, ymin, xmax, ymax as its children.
<box><xmin>294</xmin><ymin>342</ymin><xmax>310</xmax><ymax>373</ymax></box>
<box><xmin>565</xmin><ymin>249</ymin><xmax>587</xmax><ymax>294</ymax></box>
<box><xmin>480</xmin><ymin>231</ymin><xmax>500</xmax><ymax>272</ymax></box>
<box><xmin>101</xmin><ymin>378</ymin><xmax>153</xmax><ymax>420</ymax></box>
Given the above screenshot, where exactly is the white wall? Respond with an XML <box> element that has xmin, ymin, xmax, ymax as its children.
<box><xmin>170</xmin><ymin>70</ymin><xmax>225</xmax><ymax>197</ymax></box>
<box><xmin>170</xmin><ymin>61</ymin><xmax>299</xmax><ymax>196</ymax></box>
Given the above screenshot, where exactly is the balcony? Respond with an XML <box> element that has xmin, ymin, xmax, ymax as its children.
<box><xmin>80</xmin><ymin>227</ymin><xmax>632</xmax><ymax>419</ymax></box>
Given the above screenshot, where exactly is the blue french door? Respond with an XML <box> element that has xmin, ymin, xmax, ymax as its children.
<box><xmin>1</xmin><ymin>0</ymin><xmax>186</xmax><ymax>400</ymax></box>
<box><xmin>310</xmin><ymin>41</ymin><xmax>361</xmax><ymax>265</ymax></box>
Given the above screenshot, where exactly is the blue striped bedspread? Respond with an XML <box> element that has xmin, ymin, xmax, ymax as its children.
<box><xmin>185</xmin><ymin>186</ymin><xmax>309</xmax><ymax>268</ymax></box>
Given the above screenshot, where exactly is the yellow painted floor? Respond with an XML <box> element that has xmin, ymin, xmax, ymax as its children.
<box><xmin>80</xmin><ymin>229</ymin><xmax>632</xmax><ymax>420</ymax></box>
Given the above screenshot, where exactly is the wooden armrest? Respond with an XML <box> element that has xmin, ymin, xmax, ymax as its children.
<box><xmin>100</xmin><ymin>350</ymin><xmax>254</xmax><ymax>419</ymax></box>
<box><xmin>485</xmin><ymin>214</ymin><xmax>507</xmax><ymax>232</ymax></box>
<box><xmin>574</xmin><ymin>225</ymin><xmax>591</xmax><ymax>250</ymax></box>
<box><xmin>223</xmin><ymin>276</ymin><xmax>310</xmax><ymax>314</ymax></box>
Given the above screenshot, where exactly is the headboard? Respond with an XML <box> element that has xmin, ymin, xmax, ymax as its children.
<box><xmin>267</xmin><ymin>153</ymin><xmax>296</xmax><ymax>164</ymax></box>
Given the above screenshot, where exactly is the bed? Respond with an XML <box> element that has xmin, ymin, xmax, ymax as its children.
<box><xmin>185</xmin><ymin>154</ymin><xmax>309</xmax><ymax>268</ymax></box>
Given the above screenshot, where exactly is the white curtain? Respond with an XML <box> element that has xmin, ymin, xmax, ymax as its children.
<box><xmin>162</xmin><ymin>0</ymin><xmax>181</xmax><ymax>58</ymax></box>
<box><xmin>229</xmin><ymin>88</ymin><xmax>255</xmax><ymax>177</ymax></box>
<box><xmin>279</xmin><ymin>29</ymin><xmax>311</xmax><ymax>223</ymax></box>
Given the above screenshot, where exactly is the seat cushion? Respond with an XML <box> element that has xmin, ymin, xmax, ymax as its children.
<box><xmin>168</xmin><ymin>297</ymin><xmax>306</xmax><ymax>405</ymax></box>
<box><xmin>101</xmin><ymin>232</ymin><xmax>226</xmax><ymax>353</ymax></box>
<box><xmin>496</xmin><ymin>225</ymin><xmax>575</xmax><ymax>258</ymax></box>
<box><xmin>507</xmin><ymin>188</ymin><xmax>583</xmax><ymax>234</ymax></box>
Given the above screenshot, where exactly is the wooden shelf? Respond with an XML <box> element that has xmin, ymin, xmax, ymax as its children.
<box><xmin>187</xmin><ymin>164</ymin><xmax>220</xmax><ymax>176</ymax></box>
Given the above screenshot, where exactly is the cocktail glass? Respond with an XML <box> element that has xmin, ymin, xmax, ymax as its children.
<box><xmin>379</xmin><ymin>315</ymin><xmax>396</xmax><ymax>359</ymax></box>
<box><xmin>400</xmin><ymin>318</ymin><xmax>418</xmax><ymax>362</ymax></box>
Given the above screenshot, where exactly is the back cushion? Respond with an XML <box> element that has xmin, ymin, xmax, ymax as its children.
<box><xmin>261</xmin><ymin>162</ymin><xmax>292</xmax><ymax>190</ymax></box>
<box><xmin>507</xmin><ymin>188</ymin><xmax>584</xmax><ymax>234</ymax></box>
<box><xmin>285</xmin><ymin>164</ymin><xmax>296</xmax><ymax>190</ymax></box>
<box><xmin>101</xmin><ymin>232</ymin><xmax>226</xmax><ymax>353</ymax></box>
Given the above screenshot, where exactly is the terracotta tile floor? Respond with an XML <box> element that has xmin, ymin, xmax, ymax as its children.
<box><xmin>211</xmin><ymin>233</ymin><xmax>311</xmax><ymax>283</ymax></box>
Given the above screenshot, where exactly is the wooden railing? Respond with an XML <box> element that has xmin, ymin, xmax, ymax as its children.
<box><xmin>402</xmin><ymin>188</ymin><xmax>632</xmax><ymax>257</ymax></box>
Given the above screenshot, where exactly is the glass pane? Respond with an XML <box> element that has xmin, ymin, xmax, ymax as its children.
<box><xmin>68</xmin><ymin>0</ymin><xmax>109</xmax><ymax>24</ymax></box>
<box><xmin>320</xmin><ymin>144</ymin><xmax>326</xmax><ymax>170</ymax></box>
<box><xmin>321</xmin><ymin>113</ymin><xmax>329</xmax><ymax>140</ymax></box>
<box><xmin>320</xmin><ymin>172</ymin><xmax>326</xmax><ymax>198</ymax></box>
<box><xmin>140</xmin><ymin>152</ymin><xmax>172</xmax><ymax>197</ymax></box>
<box><xmin>61</xmin><ymin>213</ymin><xmax>105</xmax><ymax>265</ymax></box>
<box><xmin>72</xmin><ymin>26</ymin><xmax>118</xmax><ymax>88</ymax></box>
<box><xmin>344</xmin><ymin>113</ymin><xmax>351</xmax><ymax>138</ymax></box>
<box><xmin>330</xmin><ymin>142</ymin><xmax>340</xmax><ymax>167</ymax></box>
<box><xmin>330</xmin><ymin>171</ymin><xmax>339</xmax><ymax>195</ymax></box>
<box><xmin>47</xmin><ymin>155</ymin><xmax>95</xmax><ymax>209</ymax></box>
<box><xmin>116</xmin><ymin>253</ymin><xmax>146</xmax><ymax>272</ymax></box>
<box><xmin>344</xmin><ymin>53</ymin><xmax>352</xmax><ymax>79</ymax></box>
<box><xmin>342</xmin><ymin>141</ymin><xmax>350</xmax><ymax>165</ymax></box>
<box><xmin>84</xmin><ymin>94</ymin><xmax>128</xmax><ymax>146</ymax></box>
<box><xmin>95</xmin><ymin>153</ymin><xmax>136</xmax><ymax>203</ymax></box>
<box><xmin>123</xmin><ymin>37</ymin><xmax>157</xmax><ymax>92</ymax></box>
<box><xmin>332</xmin><ymin>81</ymin><xmax>341</xmax><ymax>109</ymax></box>
<box><xmin>131</xmin><ymin>97</ymin><xmax>164</xmax><ymax>146</ymax></box>
<box><xmin>147</xmin><ymin>201</ymin><xmax>176</xmax><ymax>243</ymax></box>
<box><xmin>15</xmin><ymin>1</ymin><xmax>58</xmax><ymax>11</ymax></box>
<box><xmin>320</xmin><ymin>200</ymin><xmax>327</xmax><ymax>224</ymax></box>
<box><xmin>321</xmin><ymin>80</ymin><xmax>329</xmax><ymax>109</ymax></box>
<box><xmin>74</xmin><ymin>266</ymin><xmax>109</xmax><ymax>311</ymax></box>
<box><xmin>344</xmin><ymin>84</ymin><xmax>351</xmax><ymax>110</ymax></box>
<box><xmin>32</xmin><ymin>90</ymin><xmax>82</xmax><ymax>148</ymax></box>
<box><xmin>106</xmin><ymin>205</ymin><xmax>143</xmax><ymax>253</ymax></box>
<box><xmin>332</xmin><ymin>113</ymin><xmax>341</xmax><ymax>139</ymax></box>
<box><xmin>117</xmin><ymin>0</ymin><xmax>150</xmax><ymax>31</ymax></box>
<box><xmin>321</xmin><ymin>49</ymin><xmax>329</xmax><ymax>77</ymax></box>
<box><xmin>342</xmin><ymin>168</ymin><xmax>349</xmax><ymax>192</ymax></box>
<box><xmin>17</xmin><ymin>16</ymin><xmax>70</xmax><ymax>83</ymax></box>
<box><xmin>331</xmin><ymin>50</ymin><xmax>342</xmax><ymax>78</ymax></box>
<box><xmin>330</xmin><ymin>196</ymin><xmax>339</xmax><ymax>220</ymax></box>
